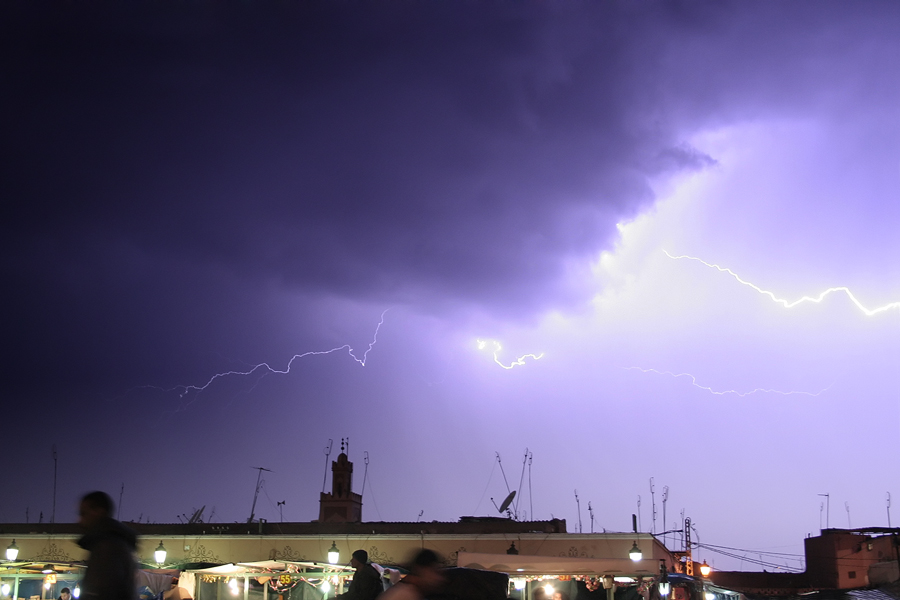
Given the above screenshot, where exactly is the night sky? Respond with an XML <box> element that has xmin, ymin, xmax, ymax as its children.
<box><xmin>3</xmin><ymin>2</ymin><xmax>899</xmax><ymax>572</ymax></box>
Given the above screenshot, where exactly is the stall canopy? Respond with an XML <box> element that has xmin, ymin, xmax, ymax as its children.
<box><xmin>456</xmin><ymin>553</ymin><xmax>664</xmax><ymax>577</ymax></box>
<box><xmin>187</xmin><ymin>562</ymin><xmax>354</xmax><ymax>575</ymax></box>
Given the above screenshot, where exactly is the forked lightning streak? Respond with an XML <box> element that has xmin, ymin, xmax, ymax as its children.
<box><xmin>624</xmin><ymin>367</ymin><xmax>830</xmax><ymax>397</ymax></box>
<box><xmin>144</xmin><ymin>310</ymin><xmax>389</xmax><ymax>402</ymax></box>
<box><xmin>664</xmin><ymin>250</ymin><xmax>900</xmax><ymax>316</ymax></box>
<box><xmin>477</xmin><ymin>339</ymin><xmax>544</xmax><ymax>369</ymax></box>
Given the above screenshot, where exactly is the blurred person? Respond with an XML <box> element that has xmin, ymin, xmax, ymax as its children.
<box><xmin>59</xmin><ymin>588</ymin><xmax>72</xmax><ymax>600</ymax></box>
<box><xmin>77</xmin><ymin>491</ymin><xmax>138</xmax><ymax>600</ymax></box>
<box><xmin>379</xmin><ymin>549</ymin><xmax>445</xmax><ymax>600</ymax></box>
<box><xmin>336</xmin><ymin>550</ymin><xmax>382</xmax><ymax>600</ymax></box>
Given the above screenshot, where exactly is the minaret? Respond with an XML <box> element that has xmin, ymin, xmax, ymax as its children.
<box><xmin>318</xmin><ymin>438</ymin><xmax>363</xmax><ymax>522</ymax></box>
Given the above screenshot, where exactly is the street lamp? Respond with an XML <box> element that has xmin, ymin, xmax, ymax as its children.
<box><xmin>5</xmin><ymin>541</ymin><xmax>18</xmax><ymax>562</ymax></box>
<box><xmin>629</xmin><ymin>541</ymin><xmax>643</xmax><ymax>562</ymax></box>
<box><xmin>72</xmin><ymin>587</ymin><xmax>81</xmax><ymax>599</ymax></box>
<box><xmin>327</xmin><ymin>542</ymin><xmax>340</xmax><ymax>565</ymax></box>
<box><xmin>699</xmin><ymin>561</ymin><xmax>711</xmax><ymax>577</ymax></box>
<box><xmin>658</xmin><ymin>560</ymin><xmax>670</xmax><ymax>597</ymax></box>
<box><xmin>154</xmin><ymin>542</ymin><xmax>167</xmax><ymax>566</ymax></box>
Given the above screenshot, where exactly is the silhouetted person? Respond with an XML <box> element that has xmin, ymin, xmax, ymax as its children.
<box><xmin>78</xmin><ymin>491</ymin><xmax>137</xmax><ymax>600</ymax></box>
<box><xmin>379</xmin><ymin>549</ymin><xmax>445</xmax><ymax>600</ymax></box>
<box><xmin>336</xmin><ymin>550</ymin><xmax>382</xmax><ymax>600</ymax></box>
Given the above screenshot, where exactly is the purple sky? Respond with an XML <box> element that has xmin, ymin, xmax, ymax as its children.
<box><xmin>3</xmin><ymin>1</ymin><xmax>899</xmax><ymax>572</ymax></box>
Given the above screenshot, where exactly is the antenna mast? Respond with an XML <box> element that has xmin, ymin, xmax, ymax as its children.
<box><xmin>247</xmin><ymin>466</ymin><xmax>272</xmax><ymax>523</ymax></box>
<box><xmin>818</xmin><ymin>493</ymin><xmax>830</xmax><ymax>529</ymax></box>
<box><xmin>574</xmin><ymin>489</ymin><xmax>582</xmax><ymax>533</ymax></box>
<box><xmin>514</xmin><ymin>448</ymin><xmax>528</xmax><ymax>518</ymax></box>
<box><xmin>650</xmin><ymin>477</ymin><xmax>656</xmax><ymax>534</ymax></box>
<box><xmin>528</xmin><ymin>452</ymin><xmax>534</xmax><ymax>519</ymax></box>
<box><xmin>322</xmin><ymin>439</ymin><xmax>333</xmax><ymax>493</ymax></box>
<box><xmin>361</xmin><ymin>451</ymin><xmax>370</xmax><ymax>500</ymax></box>
<box><xmin>588</xmin><ymin>501</ymin><xmax>594</xmax><ymax>534</ymax></box>
<box><xmin>496</xmin><ymin>452</ymin><xmax>512</xmax><ymax>494</ymax></box>
<box><xmin>51</xmin><ymin>445</ymin><xmax>58</xmax><ymax>524</ymax></box>
<box><xmin>662</xmin><ymin>485</ymin><xmax>669</xmax><ymax>546</ymax></box>
<box><xmin>888</xmin><ymin>492</ymin><xmax>892</xmax><ymax>528</ymax></box>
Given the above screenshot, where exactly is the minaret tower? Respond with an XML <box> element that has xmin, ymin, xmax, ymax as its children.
<box><xmin>318</xmin><ymin>438</ymin><xmax>363</xmax><ymax>522</ymax></box>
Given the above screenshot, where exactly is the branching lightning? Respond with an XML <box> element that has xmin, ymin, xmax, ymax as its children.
<box><xmin>477</xmin><ymin>339</ymin><xmax>544</xmax><ymax>369</ymax></box>
<box><xmin>624</xmin><ymin>367</ymin><xmax>830</xmax><ymax>397</ymax></box>
<box><xmin>143</xmin><ymin>310</ymin><xmax>389</xmax><ymax>404</ymax></box>
<box><xmin>664</xmin><ymin>250</ymin><xmax>900</xmax><ymax>316</ymax></box>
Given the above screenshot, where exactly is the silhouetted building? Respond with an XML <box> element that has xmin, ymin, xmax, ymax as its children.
<box><xmin>319</xmin><ymin>445</ymin><xmax>362</xmax><ymax>523</ymax></box>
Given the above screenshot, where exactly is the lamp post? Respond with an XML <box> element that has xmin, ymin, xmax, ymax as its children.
<box><xmin>327</xmin><ymin>542</ymin><xmax>340</xmax><ymax>565</ymax></box>
<box><xmin>154</xmin><ymin>542</ymin><xmax>167</xmax><ymax>566</ymax></box>
<box><xmin>5</xmin><ymin>541</ymin><xmax>18</xmax><ymax>562</ymax></box>
<box><xmin>658</xmin><ymin>560</ymin><xmax>670</xmax><ymax>597</ymax></box>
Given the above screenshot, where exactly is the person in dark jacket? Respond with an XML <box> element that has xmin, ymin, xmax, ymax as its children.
<box><xmin>77</xmin><ymin>491</ymin><xmax>138</xmax><ymax>600</ymax></box>
<box><xmin>335</xmin><ymin>550</ymin><xmax>382</xmax><ymax>600</ymax></box>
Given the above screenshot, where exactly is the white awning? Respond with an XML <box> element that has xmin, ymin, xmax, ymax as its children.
<box><xmin>456</xmin><ymin>552</ymin><xmax>660</xmax><ymax>576</ymax></box>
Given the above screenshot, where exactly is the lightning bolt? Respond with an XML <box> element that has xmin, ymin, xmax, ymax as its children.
<box><xmin>138</xmin><ymin>310</ymin><xmax>389</xmax><ymax>406</ymax></box>
<box><xmin>664</xmin><ymin>250</ymin><xmax>900</xmax><ymax>316</ymax></box>
<box><xmin>477</xmin><ymin>339</ymin><xmax>544</xmax><ymax>369</ymax></box>
<box><xmin>624</xmin><ymin>367</ymin><xmax>830</xmax><ymax>397</ymax></box>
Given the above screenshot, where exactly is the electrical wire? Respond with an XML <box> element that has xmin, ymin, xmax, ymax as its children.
<box><xmin>364</xmin><ymin>466</ymin><xmax>383</xmax><ymax>521</ymax></box>
<box><xmin>695</xmin><ymin>544</ymin><xmax>804</xmax><ymax>572</ymax></box>
<box><xmin>472</xmin><ymin>459</ymin><xmax>498</xmax><ymax>515</ymax></box>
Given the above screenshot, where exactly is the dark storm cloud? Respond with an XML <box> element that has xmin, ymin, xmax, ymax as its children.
<box><xmin>3</xmin><ymin>1</ymin><xmax>898</xmax><ymax>390</ymax></box>
<box><xmin>4</xmin><ymin>3</ymin><xmax>681</xmax><ymax>306</ymax></box>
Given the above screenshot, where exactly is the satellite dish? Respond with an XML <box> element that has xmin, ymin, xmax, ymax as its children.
<box><xmin>498</xmin><ymin>490</ymin><xmax>516</xmax><ymax>514</ymax></box>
